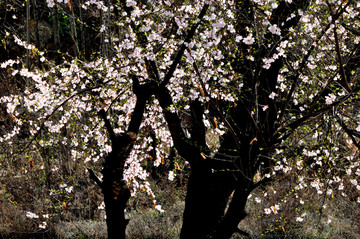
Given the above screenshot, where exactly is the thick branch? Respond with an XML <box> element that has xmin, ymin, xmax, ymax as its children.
<box><xmin>127</xmin><ymin>96</ymin><xmax>147</xmax><ymax>134</ymax></box>
<box><xmin>191</xmin><ymin>57</ymin><xmax>241</xmax><ymax>150</ymax></box>
<box><xmin>98</xmin><ymin>109</ymin><xmax>116</xmax><ymax>143</ymax></box>
<box><xmin>156</xmin><ymin>86</ymin><xmax>198</xmax><ymax>161</ymax></box>
<box><xmin>190</xmin><ymin>100</ymin><xmax>207</xmax><ymax>149</ymax></box>
<box><xmin>128</xmin><ymin>75</ymin><xmax>159</xmax><ymax>133</ymax></box>
<box><xmin>336</xmin><ymin>116</ymin><xmax>360</xmax><ymax>149</ymax></box>
<box><xmin>87</xmin><ymin>168</ymin><xmax>103</xmax><ymax>189</ymax></box>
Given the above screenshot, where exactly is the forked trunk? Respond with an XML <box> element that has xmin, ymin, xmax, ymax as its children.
<box><xmin>181</xmin><ymin>168</ymin><xmax>252</xmax><ymax>239</ymax></box>
<box><xmin>93</xmin><ymin>110</ymin><xmax>138</xmax><ymax>239</ymax></box>
<box><xmin>180</xmin><ymin>140</ymin><xmax>256</xmax><ymax>239</ymax></box>
<box><xmin>180</xmin><ymin>164</ymin><xmax>237</xmax><ymax>239</ymax></box>
<box><xmin>214</xmin><ymin>188</ymin><xmax>250</xmax><ymax>239</ymax></box>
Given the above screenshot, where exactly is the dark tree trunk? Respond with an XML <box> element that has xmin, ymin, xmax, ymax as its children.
<box><xmin>180</xmin><ymin>148</ymin><xmax>255</xmax><ymax>239</ymax></box>
<box><xmin>26</xmin><ymin>0</ymin><xmax>30</xmax><ymax>69</ymax></box>
<box><xmin>94</xmin><ymin>111</ymin><xmax>138</xmax><ymax>239</ymax></box>
<box><xmin>102</xmin><ymin>152</ymin><xmax>130</xmax><ymax>239</ymax></box>
<box><xmin>91</xmin><ymin>125</ymin><xmax>136</xmax><ymax>239</ymax></box>
<box><xmin>214</xmin><ymin>187</ymin><xmax>251</xmax><ymax>239</ymax></box>
<box><xmin>90</xmin><ymin>79</ymin><xmax>154</xmax><ymax>239</ymax></box>
<box><xmin>180</xmin><ymin>163</ymin><xmax>236</xmax><ymax>239</ymax></box>
<box><xmin>53</xmin><ymin>4</ymin><xmax>60</xmax><ymax>49</ymax></box>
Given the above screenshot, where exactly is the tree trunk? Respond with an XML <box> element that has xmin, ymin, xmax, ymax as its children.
<box><xmin>214</xmin><ymin>187</ymin><xmax>250</xmax><ymax>239</ymax></box>
<box><xmin>181</xmin><ymin>166</ymin><xmax>254</xmax><ymax>239</ymax></box>
<box><xmin>180</xmin><ymin>133</ymin><xmax>257</xmax><ymax>239</ymax></box>
<box><xmin>180</xmin><ymin>162</ymin><xmax>236</xmax><ymax>239</ymax></box>
<box><xmin>26</xmin><ymin>0</ymin><xmax>30</xmax><ymax>69</ymax></box>
<box><xmin>69</xmin><ymin>0</ymin><xmax>79</xmax><ymax>57</ymax></box>
<box><xmin>53</xmin><ymin>4</ymin><xmax>60</xmax><ymax>49</ymax></box>
<box><xmin>93</xmin><ymin>94</ymin><xmax>148</xmax><ymax>239</ymax></box>
<box><xmin>79</xmin><ymin>0</ymin><xmax>85</xmax><ymax>57</ymax></box>
<box><xmin>102</xmin><ymin>155</ymin><xmax>130</xmax><ymax>239</ymax></box>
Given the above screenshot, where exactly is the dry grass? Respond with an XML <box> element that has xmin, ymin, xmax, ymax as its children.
<box><xmin>236</xmin><ymin>178</ymin><xmax>360</xmax><ymax>239</ymax></box>
<box><xmin>53</xmin><ymin>220</ymin><xmax>107</xmax><ymax>239</ymax></box>
<box><xmin>1</xmin><ymin>159</ymin><xmax>359</xmax><ymax>238</ymax></box>
<box><xmin>126</xmin><ymin>201</ymin><xmax>184</xmax><ymax>239</ymax></box>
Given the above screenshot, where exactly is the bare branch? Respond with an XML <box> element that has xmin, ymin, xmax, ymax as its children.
<box><xmin>274</xmin><ymin>87</ymin><xmax>360</xmax><ymax>144</ymax></box>
<box><xmin>98</xmin><ymin>109</ymin><xmax>116</xmax><ymax>143</ymax></box>
<box><xmin>336</xmin><ymin>116</ymin><xmax>360</xmax><ymax>149</ymax></box>
<box><xmin>87</xmin><ymin>168</ymin><xmax>103</xmax><ymax>189</ymax></box>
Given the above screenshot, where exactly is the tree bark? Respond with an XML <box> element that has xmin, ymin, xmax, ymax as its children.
<box><xmin>180</xmin><ymin>141</ymin><xmax>256</xmax><ymax>239</ymax></box>
<box><xmin>26</xmin><ymin>0</ymin><xmax>30</xmax><ymax>69</ymax></box>
<box><xmin>92</xmin><ymin>78</ymin><xmax>155</xmax><ymax>239</ymax></box>
<box><xmin>102</xmin><ymin>150</ymin><xmax>131</xmax><ymax>239</ymax></box>
<box><xmin>180</xmin><ymin>162</ymin><xmax>236</xmax><ymax>239</ymax></box>
<box><xmin>69</xmin><ymin>0</ymin><xmax>79</xmax><ymax>57</ymax></box>
<box><xmin>53</xmin><ymin>4</ymin><xmax>60</xmax><ymax>49</ymax></box>
<box><xmin>214</xmin><ymin>187</ymin><xmax>250</xmax><ymax>239</ymax></box>
<box><xmin>95</xmin><ymin>110</ymin><xmax>134</xmax><ymax>239</ymax></box>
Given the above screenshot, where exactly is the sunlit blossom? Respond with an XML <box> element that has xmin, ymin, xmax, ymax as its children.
<box><xmin>168</xmin><ymin>171</ymin><xmax>175</xmax><ymax>181</ymax></box>
<box><xmin>269</xmin><ymin>92</ymin><xmax>278</xmax><ymax>99</ymax></box>
<box><xmin>269</xmin><ymin>24</ymin><xmax>281</xmax><ymax>35</ymax></box>
<box><xmin>155</xmin><ymin>205</ymin><xmax>164</xmax><ymax>213</ymax></box>
<box><xmin>264</xmin><ymin>208</ymin><xmax>271</xmax><ymax>214</ymax></box>
<box><xmin>26</xmin><ymin>211</ymin><xmax>39</xmax><ymax>219</ymax></box>
<box><xmin>325</xmin><ymin>93</ymin><xmax>336</xmax><ymax>105</ymax></box>
<box><xmin>39</xmin><ymin>222</ymin><xmax>47</xmax><ymax>229</ymax></box>
<box><xmin>243</xmin><ymin>34</ymin><xmax>255</xmax><ymax>45</ymax></box>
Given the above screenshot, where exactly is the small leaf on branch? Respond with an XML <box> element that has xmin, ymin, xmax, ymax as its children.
<box><xmin>175</xmin><ymin>162</ymin><xmax>181</xmax><ymax>170</ymax></box>
<box><xmin>250</xmin><ymin>137</ymin><xmax>257</xmax><ymax>145</ymax></box>
<box><xmin>68</xmin><ymin>0</ymin><xmax>72</xmax><ymax>11</ymax></box>
<box><xmin>213</xmin><ymin>117</ymin><xmax>218</xmax><ymax>128</ymax></box>
<box><xmin>11</xmin><ymin>114</ymin><xmax>17</xmax><ymax>121</ymax></box>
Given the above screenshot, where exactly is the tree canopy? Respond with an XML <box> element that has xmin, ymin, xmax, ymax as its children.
<box><xmin>1</xmin><ymin>0</ymin><xmax>360</xmax><ymax>238</ymax></box>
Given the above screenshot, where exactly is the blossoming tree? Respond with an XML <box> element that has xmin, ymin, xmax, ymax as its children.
<box><xmin>1</xmin><ymin>0</ymin><xmax>360</xmax><ymax>238</ymax></box>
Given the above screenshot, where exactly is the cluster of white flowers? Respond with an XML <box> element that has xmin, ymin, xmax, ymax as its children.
<box><xmin>264</xmin><ymin>204</ymin><xmax>280</xmax><ymax>215</ymax></box>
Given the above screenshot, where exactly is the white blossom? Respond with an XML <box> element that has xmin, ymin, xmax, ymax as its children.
<box><xmin>168</xmin><ymin>171</ymin><xmax>175</xmax><ymax>181</ymax></box>
<box><xmin>325</xmin><ymin>93</ymin><xmax>336</xmax><ymax>105</ymax></box>
<box><xmin>269</xmin><ymin>24</ymin><xmax>281</xmax><ymax>35</ymax></box>
<box><xmin>243</xmin><ymin>34</ymin><xmax>255</xmax><ymax>45</ymax></box>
